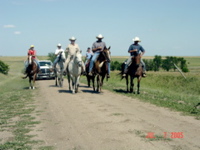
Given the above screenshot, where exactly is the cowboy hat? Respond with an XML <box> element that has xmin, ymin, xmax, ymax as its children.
<box><xmin>133</xmin><ymin>37</ymin><xmax>141</xmax><ymax>42</ymax></box>
<box><xmin>96</xmin><ymin>34</ymin><xmax>104</xmax><ymax>39</ymax></box>
<box><xmin>69</xmin><ymin>36</ymin><xmax>76</xmax><ymax>41</ymax></box>
<box><xmin>57</xmin><ymin>43</ymin><xmax>61</xmax><ymax>46</ymax></box>
<box><xmin>30</xmin><ymin>45</ymin><xmax>34</xmax><ymax>48</ymax></box>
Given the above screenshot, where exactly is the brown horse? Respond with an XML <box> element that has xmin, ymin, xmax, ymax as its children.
<box><xmin>23</xmin><ymin>55</ymin><xmax>39</xmax><ymax>89</ymax></box>
<box><xmin>120</xmin><ymin>53</ymin><xmax>143</xmax><ymax>94</ymax></box>
<box><xmin>89</xmin><ymin>46</ymin><xmax>111</xmax><ymax>92</ymax></box>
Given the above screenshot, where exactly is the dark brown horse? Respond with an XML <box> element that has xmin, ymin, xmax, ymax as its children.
<box><xmin>88</xmin><ymin>46</ymin><xmax>111</xmax><ymax>92</ymax></box>
<box><xmin>23</xmin><ymin>56</ymin><xmax>39</xmax><ymax>89</ymax></box>
<box><xmin>120</xmin><ymin>53</ymin><xmax>143</xmax><ymax>94</ymax></box>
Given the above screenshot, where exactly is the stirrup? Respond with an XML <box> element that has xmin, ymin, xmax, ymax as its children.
<box><xmin>122</xmin><ymin>73</ymin><xmax>126</xmax><ymax>77</ymax></box>
<box><xmin>88</xmin><ymin>72</ymin><xmax>92</xmax><ymax>76</ymax></box>
<box><xmin>142</xmin><ymin>73</ymin><xmax>147</xmax><ymax>77</ymax></box>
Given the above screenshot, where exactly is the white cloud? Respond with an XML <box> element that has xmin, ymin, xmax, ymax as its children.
<box><xmin>4</xmin><ymin>25</ymin><xmax>16</xmax><ymax>28</ymax></box>
<box><xmin>14</xmin><ymin>31</ymin><xmax>21</xmax><ymax>35</ymax></box>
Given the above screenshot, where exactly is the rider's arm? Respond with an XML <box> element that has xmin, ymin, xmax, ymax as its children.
<box><xmin>139</xmin><ymin>46</ymin><xmax>145</xmax><ymax>57</ymax></box>
<box><xmin>92</xmin><ymin>47</ymin><xmax>101</xmax><ymax>52</ymax></box>
<box><xmin>129</xmin><ymin>49</ymin><xmax>138</xmax><ymax>53</ymax></box>
<box><xmin>128</xmin><ymin>45</ymin><xmax>136</xmax><ymax>53</ymax></box>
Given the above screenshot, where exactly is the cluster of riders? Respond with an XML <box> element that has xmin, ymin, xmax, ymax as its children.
<box><xmin>24</xmin><ymin>34</ymin><xmax>146</xmax><ymax>93</ymax></box>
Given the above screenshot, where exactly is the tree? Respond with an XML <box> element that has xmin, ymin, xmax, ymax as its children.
<box><xmin>153</xmin><ymin>55</ymin><xmax>162</xmax><ymax>71</ymax></box>
<box><xmin>111</xmin><ymin>61</ymin><xmax>122</xmax><ymax>71</ymax></box>
<box><xmin>48</xmin><ymin>52</ymin><xmax>56</xmax><ymax>62</ymax></box>
<box><xmin>178</xmin><ymin>57</ymin><xmax>189</xmax><ymax>72</ymax></box>
<box><xmin>162</xmin><ymin>56</ymin><xmax>173</xmax><ymax>71</ymax></box>
<box><xmin>143</xmin><ymin>59</ymin><xmax>154</xmax><ymax>71</ymax></box>
<box><xmin>0</xmin><ymin>60</ymin><xmax>9</xmax><ymax>75</ymax></box>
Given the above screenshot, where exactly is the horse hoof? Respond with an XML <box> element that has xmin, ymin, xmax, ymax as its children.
<box><xmin>32</xmin><ymin>87</ymin><xmax>35</xmax><ymax>90</ymax></box>
<box><xmin>137</xmin><ymin>91</ymin><xmax>140</xmax><ymax>94</ymax></box>
<box><xmin>29</xmin><ymin>87</ymin><xmax>32</xmax><ymax>89</ymax></box>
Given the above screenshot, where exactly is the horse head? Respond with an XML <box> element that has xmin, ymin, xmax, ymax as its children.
<box><xmin>132</xmin><ymin>52</ymin><xmax>141</xmax><ymax>67</ymax></box>
<box><xmin>102</xmin><ymin>46</ymin><xmax>111</xmax><ymax>62</ymax></box>
<box><xmin>74</xmin><ymin>52</ymin><xmax>82</xmax><ymax>67</ymax></box>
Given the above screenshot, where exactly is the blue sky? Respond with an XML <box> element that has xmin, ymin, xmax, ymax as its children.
<box><xmin>1</xmin><ymin>0</ymin><xmax>200</xmax><ymax>56</ymax></box>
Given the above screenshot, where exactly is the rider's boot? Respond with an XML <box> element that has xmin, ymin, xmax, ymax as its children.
<box><xmin>122</xmin><ymin>64</ymin><xmax>128</xmax><ymax>77</ymax></box>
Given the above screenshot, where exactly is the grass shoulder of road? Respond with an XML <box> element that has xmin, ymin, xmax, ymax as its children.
<box><xmin>0</xmin><ymin>58</ymin><xmax>53</xmax><ymax>150</ymax></box>
<box><xmin>80</xmin><ymin>71</ymin><xmax>200</xmax><ymax>120</ymax></box>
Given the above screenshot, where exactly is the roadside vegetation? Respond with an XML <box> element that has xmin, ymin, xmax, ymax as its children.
<box><xmin>81</xmin><ymin>56</ymin><xmax>200</xmax><ymax>119</ymax></box>
<box><xmin>0</xmin><ymin>60</ymin><xmax>9</xmax><ymax>75</ymax></box>
<box><xmin>0</xmin><ymin>57</ymin><xmax>53</xmax><ymax>150</ymax></box>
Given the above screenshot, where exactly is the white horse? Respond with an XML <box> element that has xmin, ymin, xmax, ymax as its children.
<box><xmin>54</xmin><ymin>52</ymin><xmax>65</xmax><ymax>87</ymax></box>
<box><xmin>67</xmin><ymin>52</ymin><xmax>82</xmax><ymax>94</ymax></box>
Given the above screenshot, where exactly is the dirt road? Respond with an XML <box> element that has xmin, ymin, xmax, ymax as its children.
<box><xmin>32</xmin><ymin>79</ymin><xmax>200</xmax><ymax>150</ymax></box>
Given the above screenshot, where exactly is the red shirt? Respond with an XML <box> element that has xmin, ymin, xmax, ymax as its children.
<box><xmin>28</xmin><ymin>49</ymin><xmax>36</xmax><ymax>59</ymax></box>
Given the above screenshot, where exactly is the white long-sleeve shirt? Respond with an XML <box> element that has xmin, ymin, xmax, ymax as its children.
<box><xmin>55</xmin><ymin>48</ymin><xmax>65</xmax><ymax>59</ymax></box>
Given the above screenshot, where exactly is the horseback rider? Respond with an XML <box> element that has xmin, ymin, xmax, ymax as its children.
<box><xmin>85</xmin><ymin>47</ymin><xmax>93</xmax><ymax>65</ymax></box>
<box><xmin>65</xmin><ymin>36</ymin><xmax>86</xmax><ymax>75</ymax></box>
<box><xmin>24</xmin><ymin>45</ymin><xmax>40</xmax><ymax>73</ymax></box>
<box><xmin>122</xmin><ymin>37</ymin><xmax>146</xmax><ymax>77</ymax></box>
<box><xmin>53</xmin><ymin>43</ymin><xmax>66</xmax><ymax>71</ymax></box>
<box><xmin>88</xmin><ymin>34</ymin><xmax>110</xmax><ymax>78</ymax></box>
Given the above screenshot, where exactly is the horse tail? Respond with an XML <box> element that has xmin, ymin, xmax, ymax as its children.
<box><xmin>22</xmin><ymin>74</ymin><xmax>28</xmax><ymax>79</ymax></box>
<box><xmin>118</xmin><ymin>62</ymin><xmax>126</xmax><ymax>80</ymax></box>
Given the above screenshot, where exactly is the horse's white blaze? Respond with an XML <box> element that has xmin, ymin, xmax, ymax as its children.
<box><xmin>28</xmin><ymin>55</ymin><xmax>32</xmax><ymax>64</ymax></box>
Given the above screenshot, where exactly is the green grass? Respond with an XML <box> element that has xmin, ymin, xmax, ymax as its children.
<box><xmin>81</xmin><ymin>56</ymin><xmax>200</xmax><ymax>119</ymax></box>
<box><xmin>0</xmin><ymin>57</ymin><xmax>54</xmax><ymax>150</ymax></box>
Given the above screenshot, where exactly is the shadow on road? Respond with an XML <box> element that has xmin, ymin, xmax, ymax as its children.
<box><xmin>81</xmin><ymin>89</ymin><xmax>103</xmax><ymax>94</ymax></box>
<box><xmin>58</xmin><ymin>90</ymin><xmax>71</xmax><ymax>93</ymax></box>
<box><xmin>113</xmin><ymin>89</ymin><xmax>127</xmax><ymax>93</ymax></box>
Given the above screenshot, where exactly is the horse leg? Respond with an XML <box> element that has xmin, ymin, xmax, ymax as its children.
<box><xmin>92</xmin><ymin>76</ymin><xmax>95</xmax><ymax>91</ymax></box>
<box><xmin>87</xmin><ymin>75</ymin><xmax>90</xmax><ymax>87</ymax></box>
<box><xmin>59</xmin><ymin>70</ymin><xmax>63</xmax><ymax>87</ymax></box>
<box><xmin>32</xmin><ymin>74</ymin><xmax>36</xmax><ymax>89</ymax></box>
<box><xmin>96</xmin><ymin>75</ymin><xmax>100</xmax><ymax>92</ymax></box>
<box><xmin>130</xmin><ymin>76</ymin><xmax>134</xmax><ymax>94</ymax></box>
<box><xmin>137</xmin><ymin>77</ymin><xmax>141</xmax><ymax>94</ymax></box>
<box><xmin>67</xmin><ymin>74</ymin><xmax>71</xmax><ymax>91</ymax></box>
<box><xmin>29</xmin><ymin>76</ymin><xmax>32</xmax><ymax>89</ymax></box>
<box><xmin>75</xmin><ymin>76</ymin><xmax>80</xmax><ymax>93</ymax></box>
<box><xmin>54</xmin><ymin>69</ymin><xmax>58</xmax><ymax>86</ymax></box>
<box><xmin>99</xmin><ymin>75</ymin><xmax>102</xmax><ymax>93</ymax></box>
<box><xmin>126</xmin><ymin>75</ymin><xmax>129</xmax><ymax>93</ymax></box>
<box><xmin>72</xmin><ymin>77</ymin><xmax>75</xmax><ymax>94</ymax></box>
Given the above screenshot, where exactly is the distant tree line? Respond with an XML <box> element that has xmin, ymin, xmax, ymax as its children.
<box><xmin>110</xmin><ymin>55</ymin><xmax>189</xmax><ymax>72</ymax></box>
<box><xmin>48</xmin><ymin>53</ymin><xmax>189</xmax><ymax>73</ymax></box>
<box><xmin>143</xmin><ymin>55</ymin><xmax>189</xmax><ymax>72</ymax></box>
